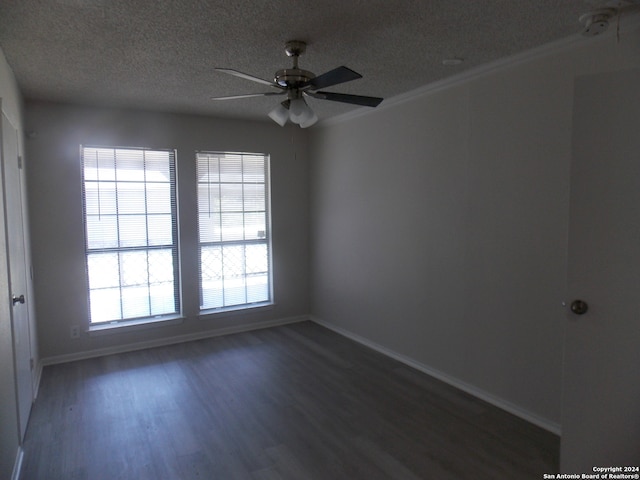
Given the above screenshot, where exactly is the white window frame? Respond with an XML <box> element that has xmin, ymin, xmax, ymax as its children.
<box><xmin>196</xmin><ymin>151</ymin><xmax>273</xmax><ymax>313</ymax></box>
<box><xmin>81</xmin><ymin>145</ymin><xmax>181</xmax><ymax>326</ymax></box>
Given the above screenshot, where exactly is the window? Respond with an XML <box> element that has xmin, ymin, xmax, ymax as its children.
<box><xmin>81</xmin><ymin>146</ymin><xmax>180</xmax><ymax>324</ymax></box>
<box><xmin>197</xmin><ymin>152</ymin><xmax>272</xmax><ymax>311</ymax></box>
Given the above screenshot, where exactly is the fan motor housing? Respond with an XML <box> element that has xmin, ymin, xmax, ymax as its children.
<box><xmin>275</xmin><ymin>68</ymin><xmax>315</xmax><ymax>88</ymax></box>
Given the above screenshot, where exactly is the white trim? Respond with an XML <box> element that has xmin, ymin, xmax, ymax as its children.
<box><xmin>310</xmin><ymin>315</ymin><xmax>561</xmax><ymax>435</ymax></box>
<box><xmin>11</xmin><ymin>447</ymin><xmax>23</xmax><ymax>480</ymax></box>
<box><xmin>41</xmin><ymin>315</ymin><xmax>308</xmax><ymax>366</ymax></box>
<box><xmin>199</xmin><ymin>302</ymin><xmax>275</xmax><ymax>320</ymax></box>
<box><xmin>32</xmin><ymin>359</ymin><xmax>42</xmax><ymax>400</ymax></box>
<box><xmin>318</xmin><ymin>33</ymin><xmax>583</xmax><ymax>127</ymax></box>
<box><xmin>87</xmin><ymin>315</ymin><xmax>184</xmax><ymax>336</ymax></box>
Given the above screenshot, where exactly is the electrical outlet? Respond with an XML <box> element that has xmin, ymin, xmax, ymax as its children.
<box><xmin>70</xmin><ymin>325</ymin><xmax>80</xmax><ymax>339</ymax></box>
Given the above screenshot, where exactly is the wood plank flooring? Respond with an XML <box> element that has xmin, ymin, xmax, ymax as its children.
<box><xmin>20</xmin><ymin>321</ymin><xmax>559</xmax><ymax>479</ymax></box>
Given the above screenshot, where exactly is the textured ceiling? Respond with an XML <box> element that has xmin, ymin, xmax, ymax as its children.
<box><xmin>0</xmin><ymin>0</ymin><xmax>598</xmax><ymax>123</ymax></box>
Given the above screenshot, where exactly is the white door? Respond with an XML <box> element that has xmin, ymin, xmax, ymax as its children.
<box><xmin>561</xmin><ymin>68</ymin><xmax>640</xmax><ymax>471</ymax></box>
<box><xmin>1</xmin><ymin>112</ymin><xmax>33</xmax><ymax>441</ymax></box>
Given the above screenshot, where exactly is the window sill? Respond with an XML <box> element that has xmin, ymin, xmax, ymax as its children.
<box><xmin>87</xmin><ymin>315</ymin><xmax>184</xmax><ymax>336</ymax></box>
<box><xmin>198</xmin><ymin>302</ymin><xmax>275</xmax><ymax>320</ymax></box>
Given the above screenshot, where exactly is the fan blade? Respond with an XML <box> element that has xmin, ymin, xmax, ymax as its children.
<box><xmin>214</xmin><ymin>68</ymin><xmax>280</xmax><ymax>88</ymax></box>
<box><xmin>303</xmin><ymin>66</ymin><xmax>362</xmax><ymax>90</ymax></box>
<box><xmin>211</xmin><ymin>92</ymin><xmax>286</xmax><ymax>101</ymax></box>
<box><xmin>307</xmin><ymin>91</ymin><xmax>383</xmax><ymax>108</ymax></box>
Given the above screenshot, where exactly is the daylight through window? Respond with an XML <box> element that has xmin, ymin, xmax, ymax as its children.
<box><xmin>197</xmin><ymin>152</ymin><xmax>272</xmax><ymax>311</ymax></box>
<box><xmin>82</xmin><ymin>146</ymin><xmax>179</xmax><ymax>324</ymax></box>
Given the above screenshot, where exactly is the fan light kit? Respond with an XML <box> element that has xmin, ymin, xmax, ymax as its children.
<box><xmin>212</xmin><ymin>40</ymin><xmax>383</xmax><ymax>128</ymax></box>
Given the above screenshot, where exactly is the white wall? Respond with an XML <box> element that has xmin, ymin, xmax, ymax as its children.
<box><xmin>26</xmin><ymin>102</ymin><xmax>310</xmax><ymax>360</ymax></box>
<box><xmin>309</xmin><ymin>26</ymin><xmax>640</xmax><ymax>431</ymax></box>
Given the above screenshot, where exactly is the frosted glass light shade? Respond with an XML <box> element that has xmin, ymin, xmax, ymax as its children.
<box><xmin>268</xmin><ymin>104</ymin><xmax>289</xmax><ymax>126</ymax></box>
<box><xmin>269</xmin><ymin>98</ymin><xmax>317</xmax><ymax>128</ymax></box>
<box><xmin>300</xmin><ymin>111</ymin><xmax>318</xmax><ymax>128</ymax></box>
<box><xmin>289</xmin><ymin>98</ymin><xmax>305</xmax><ymax>123</ymax></box>
<box><xmin>289</xmin><ymin>98</ymin><xmax>316</xmax><ymax>125</ymax></box>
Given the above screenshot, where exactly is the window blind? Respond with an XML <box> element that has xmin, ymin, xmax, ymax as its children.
<box><xmin>197</xmin><ymin>151</ymin><xmax>272</xmax><ymax>311</ymax></box>
<box><xmin>82</xmin><ymin>146</ymin><xmax>179</xmax><ymax>323</ymax></box>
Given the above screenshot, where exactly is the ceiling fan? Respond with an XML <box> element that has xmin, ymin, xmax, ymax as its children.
<box><xmin>211</xmin><ymin>40</ymin><xmax>384</xmax><ymax>128</ymax></box>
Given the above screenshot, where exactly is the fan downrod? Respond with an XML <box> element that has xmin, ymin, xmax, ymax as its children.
<box><xmin>275</xmin><ymin>40</ymin><xmax>314</xmax><ymax>88</ymax></box>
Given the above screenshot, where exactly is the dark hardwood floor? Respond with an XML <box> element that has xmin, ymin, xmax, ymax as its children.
<box><xmin>20</xmin><ymin>321</ymin><xmax>559</xmax><ymax>479</ymax></box>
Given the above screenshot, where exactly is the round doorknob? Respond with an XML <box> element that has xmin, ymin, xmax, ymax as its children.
<box><xmin>12</xmin><ymin>294</ymin><xmax>25</xmax><ymax>305</ymax></box>
<box><xmin>570</xmin><ymin>299</ymin><xmax>588</xmax><ymax>315</ymax></box>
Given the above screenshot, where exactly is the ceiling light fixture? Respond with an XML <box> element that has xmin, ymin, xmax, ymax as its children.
<box><xmin>212</xmin><ymin>40</ymin><xmax>383</xmax><ymax>128</ymax></box>
<box><xmin>267</xmin><ymin>93</ymin><xmax>318</xmax><ymax>128</ymax></box>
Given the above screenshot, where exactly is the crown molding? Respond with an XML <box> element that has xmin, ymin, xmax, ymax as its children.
<box><xmin>318</xmin><ymin>14</ymin><xmax>640</xmax><ymax>129</ymax></box>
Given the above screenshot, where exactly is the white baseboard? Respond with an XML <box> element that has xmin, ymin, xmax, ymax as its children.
<box><xmin>310</xmin><ymin>316</ymin><xmax>561</xmax><ymax>436</ymax></box>
<box><xmin>11</xmin><ymin>447</ymin><xmax>23</xmax><ymax>480</ymax></box>
<box><xmin>40</xmin><ymin>315</ymin><xmax>308</xmax><ymax>366</ymax></box>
